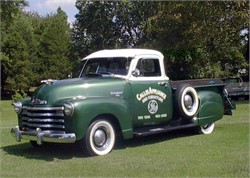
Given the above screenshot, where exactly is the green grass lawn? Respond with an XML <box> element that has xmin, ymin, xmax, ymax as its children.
<box><xmin>0</xmin><ymin>100</ymin><xmax>249</xmax><ymax>177</ymax></box>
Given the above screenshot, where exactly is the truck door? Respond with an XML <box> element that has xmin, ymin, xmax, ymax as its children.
<box><xmin>128</xmin><ymin>56</ymin><xmax>173</xmax><ymax>127</ymax></box>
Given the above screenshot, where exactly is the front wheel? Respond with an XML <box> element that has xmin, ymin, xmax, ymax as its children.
<box><xmin>199</xmin><ymin>122</ymin><xmax>215</xmax><ymax>134</ymax></box>
<box><xmin>84</xmin><ymin>119</ymin><xmax>116</xmax><ymax>156</ymax></box>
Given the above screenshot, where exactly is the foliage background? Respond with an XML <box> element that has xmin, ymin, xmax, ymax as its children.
<box><xmin>1</xmin><ymin>0</ymin><xmax>249</xmax><ymax>94</ymax></box>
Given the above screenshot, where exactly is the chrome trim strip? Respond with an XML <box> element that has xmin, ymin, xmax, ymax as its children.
<box><xmin>22</xmin><ymin>122</ymin><xmax>65</xmax><ymax>129</ymax></box>
<box><xmin>23</xmin><ymin>106</ymin><xmax>64</xmax><ymax>111</ymax></box>
<box><xmin>22</xmin><ymin>117</ymin><xmax>64</xmax><ymax>123</ymax></box>
<box><xmin>25</xmin><ymin>112</ymin><xmax>64</xmax><ymax>117</ymax></box>
<box><xmin>11</xmin><ymin>126</ymin><xmax>76</xmax><ymax>144</ymax></box>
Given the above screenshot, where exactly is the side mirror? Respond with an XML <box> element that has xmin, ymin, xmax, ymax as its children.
<box><xmin>132</xmin><ymin>69</ymin><xmax>141</xmax><ymax>77</ymax></box>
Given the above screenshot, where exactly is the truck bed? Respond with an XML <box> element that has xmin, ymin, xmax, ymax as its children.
<box><xmin>171</xmin><ymin>78</ymin><xmax>223</xmax><ymax>89</ymax></box>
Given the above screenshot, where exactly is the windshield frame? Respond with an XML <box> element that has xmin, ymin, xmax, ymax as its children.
<box><xmin>79</xmin><ymin>57</ymin><xmax>132</xmax><ymax>78</ymax></box>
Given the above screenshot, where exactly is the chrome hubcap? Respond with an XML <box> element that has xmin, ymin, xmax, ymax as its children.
<box><xmin>202</xmin><ymin>123</ymin><xmax>210</xmax><ymax>129</ymax></box>
<box><xmin>184</xmin><ymin>94</ymin><xmax>193</xmax><ymax>109</ymax></box>
<box><xmin>94</xmin><ymin>129</ymin><xmax>107</xmax><ymax>147</ymax></box>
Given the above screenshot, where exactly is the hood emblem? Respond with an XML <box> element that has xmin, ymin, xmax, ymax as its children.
<box><xmin>31</xmin><ymin>99</ymin><xmax>47</xmax><ymax>105</ymax></box>
<box><xmin>41</xmin><ymin>79</ymin><xmax>57</xmax><ymax>85</ymax></box>
<box><xmin>110</xmin><ymin>91</ymin><xmax>123</xmax><ymax>97</ymax></box>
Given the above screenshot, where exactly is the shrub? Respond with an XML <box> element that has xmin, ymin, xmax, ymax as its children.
<box><xmin>12</xmin><ymin>91</ymin><xmax>28</xmax><ymax>102</ymax></box>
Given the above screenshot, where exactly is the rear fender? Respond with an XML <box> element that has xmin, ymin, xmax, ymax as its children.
<box><xmin>197</xmin><ymin>90</ymin><xmax>224</xmax><ymax>125</ymax></box>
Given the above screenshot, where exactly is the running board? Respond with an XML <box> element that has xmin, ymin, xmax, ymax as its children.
<box><xmin>133</xmin><ymin>123</ymin><xmax>197</xmax><ymax>137</ymax></box>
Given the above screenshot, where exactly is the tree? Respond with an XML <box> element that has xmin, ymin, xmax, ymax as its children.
<box><xmin>72</xmin><ymin>0</ymin><xmax>159</xmax><ymax>77</ymax></box>
<box><xmin>145</xmin><ymin>1</ymin><xmax>249</xmax><ymax>79</ymax></box>
<box><xmin>1</xmin><ymin>0</ymin><xmax>30</xmax><ymax>93</ymax></box>
<box><xmin>0</xmin><ymin>0</ymin><xmax>28</xmax><ymax>27</ymax></box>
<box><xmin>73</xmin><ymin>1</ymin><xmax>118</xmax><ymax>57</ymax></box>
<box><xmin>72</xmin><ymin>1</ymin><xmax>248</xmax><ymax>79</ymax></box>
<box><xmin>38</xmin><ymin>7</ymin><xmax>72</xmax><ymax>80</ymax></box>
<box><xmin>72</xmin><ymin>1</ymin><xmax>158</xmax><ymax>57</ymax></box>
<box><xmin>1</xmin><ymin>3</ymin><xmax>73</xmax><ymax>93</ymax></box>
<box><xmin>4</xmin><ymin>32</ymin><xmax>33</xmax><ymax>91</ymax></box>
<box><xmin>2</xmin><ymin>12</ymin><xmax>35</xmax><ymax>91</ymax></box>
<box><xmin>72</xmin><ymin>1</ymin><xmax>128</xmax><ymax>75</ymax></box>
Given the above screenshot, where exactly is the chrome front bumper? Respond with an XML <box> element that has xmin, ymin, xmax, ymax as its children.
<box><xmin>11</xmin><ymin>126</ymin><xmax>76</xmax><ymax>145</ymax></box>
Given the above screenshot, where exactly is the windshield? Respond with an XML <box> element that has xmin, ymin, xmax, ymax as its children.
<box><xmin>80</xmin><ymin>57</ymin><xmax>132</xmax><ymax>77</ymax></box>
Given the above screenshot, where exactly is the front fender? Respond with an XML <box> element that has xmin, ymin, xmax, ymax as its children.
<box><xmin>197</xmin><ymin>90</ymin><xmax>224</xmax><ymax>125</ymax></box>
<box><xmin>63</xmin><ymin>97</ymin><xmax>133</xmax><ymax>141</ymax></box>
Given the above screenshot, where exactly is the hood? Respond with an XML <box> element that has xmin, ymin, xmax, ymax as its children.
<box><xmin>32</xmin><ymin>77</ymin><xmax>125</xmax><ymax>106</ymax></box>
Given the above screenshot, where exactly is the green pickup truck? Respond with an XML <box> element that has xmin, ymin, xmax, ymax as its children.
<box><xmin>11</xmin><ymin>49</ymin><xmax>235</xmax><ymax>156</ymax></box>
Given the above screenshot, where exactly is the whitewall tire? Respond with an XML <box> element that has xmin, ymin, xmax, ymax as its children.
<box><xmin>85</xmin><ymin>119</ymin><xmax>115</xmax><ymax>156</ymax></box>
<box><xmin>199</xmin><ymin>123</ymin><xmax>215</xmax><ymax>134</ymax></box>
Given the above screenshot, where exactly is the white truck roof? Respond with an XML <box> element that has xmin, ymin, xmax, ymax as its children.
<box><xmin>82</xmin><ymin>49</ymin><xmax>164</xmax><ymax>60</ymax></box>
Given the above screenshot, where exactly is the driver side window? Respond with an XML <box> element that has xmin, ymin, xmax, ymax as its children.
<box><xmin>136</xmin><ymin>58</ymin><xmax>161</xmax><ymax>77</ymax></box>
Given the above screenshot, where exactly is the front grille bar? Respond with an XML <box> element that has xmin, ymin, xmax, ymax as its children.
<box><xmin>22</xmin><ymin>117</ymin><xmax>64</xmax><ymax>123</ymax></box>
<box><xmin>23</xmin><ymin>106</ymin><xmax>64</xmax><ymax>111</ymax></box>
<box><xmin>21</xmin><ymin>106</ymin><xmax>65</xmax><ymax>132</ymax></box>
<box><xmin>22</xmin><ymin>122</ymin><xmax>65</xmax><ymax>129</ymax></box>
<box><xmin>25</xmin><ymin>112</ymin><xmax>64</xmax><ymax>117</ymax></box>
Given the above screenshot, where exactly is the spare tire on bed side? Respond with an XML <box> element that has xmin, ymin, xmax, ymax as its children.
<box><xmin>174</xmin><ymin>84</ymin><xmax>199</xmax><ymax>119</ymax></box>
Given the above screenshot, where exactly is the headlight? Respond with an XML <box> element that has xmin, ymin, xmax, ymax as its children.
<box><xmin>64</xmin><ymin>103</ymin><xmax>74</xmax><ymax>117</ymax></box>
<box><xmin>13</xmin><ymin>102</ymin><xmax>22</xmax><ymax>114</ymax></box>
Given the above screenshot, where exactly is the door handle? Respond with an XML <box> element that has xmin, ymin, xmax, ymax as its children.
<box><xmin>158</xmin><ymin>81</ymin><xmax>167</xmax><ymax>86</ymax></box>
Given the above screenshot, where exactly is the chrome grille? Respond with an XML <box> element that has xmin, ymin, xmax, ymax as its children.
<box><xmin>21</xmin><ymin>106</ymin><xmax>65</xmax><ymax>132</ymax></box>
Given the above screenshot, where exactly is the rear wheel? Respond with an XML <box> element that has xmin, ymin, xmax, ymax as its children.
<box><xmin>84</xmin><ymin>119</ymin><xmax>116</xmax><ymax>156</ymax></box>
<box><xmin>199</xmin><ymin>122</ymin><xmax>215</xmax><ymax>134</ymax></box>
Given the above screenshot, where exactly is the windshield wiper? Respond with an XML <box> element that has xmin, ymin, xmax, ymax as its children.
<box><xmin>85</xmin><ymin>73</ymin><xmax>102</xmax><ymax>77</ymax></box>
<box><xmin>84</xmin><ymin>72</ymin><xmax>114</xmax><ymax>77</ymax></box>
